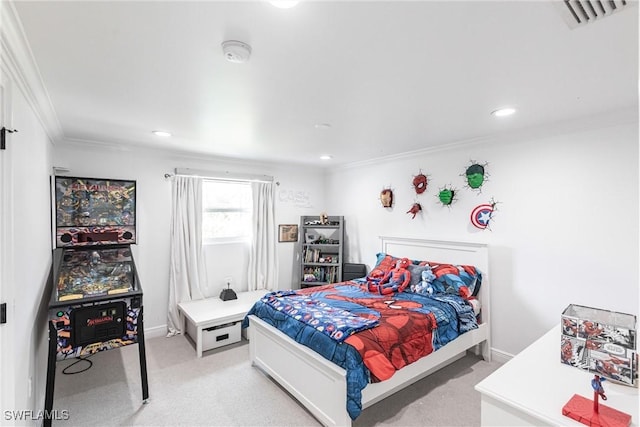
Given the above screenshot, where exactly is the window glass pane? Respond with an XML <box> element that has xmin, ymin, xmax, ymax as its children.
<box><xmin>203</xmin><ymin>211</ymin><xmax>251</xmax><ymax>239</ymax></box>
<box><xmin>203</xmin><ymin>181</ymin><xmax>251</xmax><ymax>211</ymax></box>
<box><xmin>202</xmin><ymin>180</ymin><xmax>252</xmax><ymax>242</ymax></box>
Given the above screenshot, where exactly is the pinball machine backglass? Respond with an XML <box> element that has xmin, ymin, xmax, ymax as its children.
<box><xmin>53</xmin><ymin>175</ymin><xmax>136</xmax><ymax>247</ymax></box>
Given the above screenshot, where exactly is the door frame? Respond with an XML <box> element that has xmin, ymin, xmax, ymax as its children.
<box><xmin>0</xmin><ymin>59</ymin><xmax>16</xmax><ymax>419</ymax></box>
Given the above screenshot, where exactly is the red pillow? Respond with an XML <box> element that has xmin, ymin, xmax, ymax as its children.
<box><xmin>367</xmin><ymin>254</ymin><xmax>397</xmax><ymax>280</ymax></box>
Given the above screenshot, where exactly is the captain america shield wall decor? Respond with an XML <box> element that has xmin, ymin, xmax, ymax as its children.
<box><xmin>470</xmin><ymin>201</ymin><xmax>497</xmax><ymax>230</ymax></box>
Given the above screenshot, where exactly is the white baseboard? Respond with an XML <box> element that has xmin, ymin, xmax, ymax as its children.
<box><xmin>491</xmin><ymin>347</ymin><xmax>514</xmax><ymax>364</ymax></box>
<box><xmin>145</xmin><ymin>324</ymin><xmax>170</xmax><ymax>339</ymax></box>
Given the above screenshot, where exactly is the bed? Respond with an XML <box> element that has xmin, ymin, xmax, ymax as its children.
<box><xmin>245</xmin><ymin>237</ymin><xmax>491</xmax><ymax>426</ymax></box>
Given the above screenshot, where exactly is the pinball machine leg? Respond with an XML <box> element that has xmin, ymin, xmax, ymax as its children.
<box><xmin>137</xmin><ymin>306</ymin><xmax>149</xmax><ymax>403</ymax></box>
<box><xmin>44</xmin><ymin>322</ymin><xmax>57</xmax><ymax>427</ymax></box>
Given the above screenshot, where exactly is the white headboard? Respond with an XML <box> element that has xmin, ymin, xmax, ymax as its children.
<box><xmin>379</xmin><ymin>236</ymin><xmax>490</xmax><ymax>326</ymax></box>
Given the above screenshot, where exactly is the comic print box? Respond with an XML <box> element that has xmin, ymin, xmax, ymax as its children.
<box><xmin>561</xmin><ymin>304</ymin><xmax>637</xmax><ymax>387</ymax></box>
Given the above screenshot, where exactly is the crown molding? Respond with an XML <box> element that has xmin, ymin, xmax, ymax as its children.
<box><xmin>57</xmin><ymin>137</ymin><xmax>324</xmax><ymax>173</ymax></box>
<box><xmin>1</xmin><ymin>1</ymin><xmax>64</xmax><ymax>142</ymax></box>
<box><xmin>330</xmin><ymin>106</ymin><xmax>638</xmax><ymax>171</ymax></box>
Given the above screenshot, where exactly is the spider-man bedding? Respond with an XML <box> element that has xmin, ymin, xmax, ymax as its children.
<box><xmin>243</xmin><ymin>270</ymin><xmax>480</xmax><ymax>420</ymax></box>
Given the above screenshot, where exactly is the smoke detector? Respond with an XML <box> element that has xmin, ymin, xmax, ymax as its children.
<box><xmin>222</xmin><ymin>40</ymin><xmax>252</xmax><ymax>63</ymax></box>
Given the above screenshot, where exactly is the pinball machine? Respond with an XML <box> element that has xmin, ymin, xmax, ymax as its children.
<box><xmin>44</xmin><ymin>176</ymin><xmax>148</xmax><ymax>426</ymax></box>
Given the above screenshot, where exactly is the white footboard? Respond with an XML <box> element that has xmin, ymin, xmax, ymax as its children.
<box><xmin>249</xmin><ymin>315</ymin><xmax>489</xmax><ymax>427</ymax></box>
<box><xmin>249</xmin><ymin>315</ymin><xmax>352</xmax><ymax>427</ymax></box>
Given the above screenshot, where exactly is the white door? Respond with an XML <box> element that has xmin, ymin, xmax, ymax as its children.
<box><xmin>0</xmin><ymin>61</ymin><xmax>16</xmax><ymax>420</ymax></box>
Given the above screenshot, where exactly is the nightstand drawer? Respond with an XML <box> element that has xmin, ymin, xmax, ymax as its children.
<box><xmin>201</xmin><ymin>321</ymin><xmax>241</xmax><ymax>351</ymax></box>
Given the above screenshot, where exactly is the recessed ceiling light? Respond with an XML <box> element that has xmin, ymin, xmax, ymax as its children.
<box><xmin>491</xmin><ymin>107</ymin><xmax>516</xmax><ymax>117</ymax></box>
<box><xmin>314</xmin><ymin>123</ymin><xmax>331</xmax><ymax>130</ymax></box>
<box><xmin>320</xmin><ymin>155</ymin><xmax>332</xmax><ymax>160</ymax></box>
<box><xmin>152</xmin><ymin>130</ymin><xmax>171</xmax><ymax>137</ymax></box>
<box><xmin>270</xmin><ymin>1</ymin><xmax>299</xmax><ymax>8</ymax></box>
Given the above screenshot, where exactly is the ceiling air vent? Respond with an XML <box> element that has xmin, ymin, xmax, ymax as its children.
<box><xmin>555</xmin><ymin>0</ymin><xmax>636</xmax><ymax>29</ymax></box>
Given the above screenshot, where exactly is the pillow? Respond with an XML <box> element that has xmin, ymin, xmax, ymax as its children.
<box><xmin>367</xmin><ymin>253</ymin><xmax>398</xmax><ymax>281</ymax></box>
<box><xmin>435</xmin><ymin>263</ymin><xmax>482</xmax><ymax>298</ymax></box>
<box><xmin>417</xmin><ymin>261</ymin><xmax>482</xmax><ymax>299</ymax></box>
<box><xmin>373</xmin><ymin>252</ymin><xmax>397</xmax><ymax>269</ymax></box>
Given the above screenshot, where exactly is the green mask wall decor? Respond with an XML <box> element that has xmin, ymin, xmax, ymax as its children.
<box><xmin>437</xmin><ymin>187</ymin><xmax>456</xmax><ymax>206</ymax></box>
<box><xmin>464</xmin><ymin>161</ymin><xmax>488</xmax><ymax>191</ymax></box>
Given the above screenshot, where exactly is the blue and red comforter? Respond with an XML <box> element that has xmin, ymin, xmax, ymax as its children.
<box><xmin>243</xmin><ymin>282</ymin><xmax>477</xmax><ymax>420</ymax></box>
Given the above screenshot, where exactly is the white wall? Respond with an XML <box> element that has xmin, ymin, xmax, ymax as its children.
<box><xmin>1</xmin><ymin>68</ymin><xmax>54</xmax><ymax>420</ymax></box>
<box><xmin>325</xmin><ymin>113</ymin><xmax>639</xmax><ymax>358</ymax></box>
<box><xmin>52</xmin><ymin>144</ymin><xmax>326</xmax><ymax>334</ymax></box>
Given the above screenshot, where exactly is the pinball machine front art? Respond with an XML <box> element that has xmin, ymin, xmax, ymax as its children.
<box><xmin>44</xmin><ymin>176</ymin><xmax>148</xmax><ymax>426</ymax></box>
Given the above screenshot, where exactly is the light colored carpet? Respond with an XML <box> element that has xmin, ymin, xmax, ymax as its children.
<box><xmin>50</xmin><ymin>334</ymin><xmax>502</xmax><ymax>426</ymax></box>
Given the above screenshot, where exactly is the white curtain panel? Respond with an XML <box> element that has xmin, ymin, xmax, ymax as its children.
<box><xmin>167</xmin><ymin>176</ymin><xmax>207</xmax><ymax>336</ymax></box>
<box><xmin>247</xmin><ymin>181</ymin><xmax>278</xmax><ymax>291</ymax></box>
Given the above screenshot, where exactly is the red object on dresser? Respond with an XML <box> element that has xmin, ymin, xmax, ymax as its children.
<box><xmin>562</xmin><ymin>393</ymin><xmax>632</xmax><ymax>427</ymax></box>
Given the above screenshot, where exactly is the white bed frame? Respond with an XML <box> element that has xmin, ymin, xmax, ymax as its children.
<box><xmin>248</xmin><ymin>237</ymin><xmax>491</xmax><ymax>427</ymax></box>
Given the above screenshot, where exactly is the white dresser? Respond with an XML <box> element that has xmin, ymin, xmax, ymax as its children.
<box><xmin>475</xmin><ymin>325</ymin><xmax>639</xmax><ymax>426</ymax></box>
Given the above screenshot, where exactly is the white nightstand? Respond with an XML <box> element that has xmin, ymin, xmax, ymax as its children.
<box><xmin>475</xmin><ymin>325</ymin><xmax>638</xmax><ymax>426</ymax></box>
<box><xmin>178</xmin><ymin>290</ymin><xmax>267</xmax><ymax>357</ymax></box>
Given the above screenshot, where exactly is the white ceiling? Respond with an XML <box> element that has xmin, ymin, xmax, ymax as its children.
<box><xmin>11</xmin><ymin>1</ymin><xmax>639</xmax><ymax>167</ymax></box>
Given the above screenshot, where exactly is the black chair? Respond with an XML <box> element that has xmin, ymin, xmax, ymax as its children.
<box><xmin>342</xmin><ymin>263</ymin><xmax>367</xmax><ymax>281</ymax></box>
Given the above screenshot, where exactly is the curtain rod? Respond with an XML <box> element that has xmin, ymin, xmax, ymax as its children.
<box><xmin>164</xmin><ymin>168</ymin><xmax>277</xmax><ymax>184</ymax></box>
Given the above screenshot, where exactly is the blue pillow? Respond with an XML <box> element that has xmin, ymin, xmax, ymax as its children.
<box><xmin>426</xmin><ymin>263</ymin><xmax>482</xmax><ymax>298</ymax></box>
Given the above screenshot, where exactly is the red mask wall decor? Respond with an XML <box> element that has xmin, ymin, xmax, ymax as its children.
<box><xmin>412</xmin><ymin>173</ymin><xmax>428</xmax><ymax>194</ymax></box>
<box><xmin>407</xmin><ymin>202</ymin><xmax>422</xmax><ymax>219</ymax></box>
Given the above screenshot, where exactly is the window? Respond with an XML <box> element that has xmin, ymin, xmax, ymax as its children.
<box><xmin>202</xmin><ymin>180</ymin><xmax>252</xmax><ymax>243</ymax></box>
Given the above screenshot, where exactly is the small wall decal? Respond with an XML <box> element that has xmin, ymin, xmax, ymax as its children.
<box><xmin>437</xmin><ymin>185</ymin><xmax>457</xmax><ymax>207</ymax></box>
<box><xmin>470</xmin><ymin>200</ymin><xmax>497</xmax><ymax>230</ymax></box>
<box><xmin>463</xmin><ymin>160</ymin><xmax>489</xmax><ymax>191</ymax></box>
<box><xmin>412</xmin><ymin>171</ymin><xmax>428</xmax><ymax>195</ymax></box>
<box><xmin>380</xmin><ymin>188</ymin><xmax>394</xmax><ymax>208</ymax></box>
<box><xmin>406</xmin><ymin>202</ymin><xmax>422</xmax><ymax>219</ymax></box>
<box><xmin>278</xmin><ymin>189</ymin><xmax>312</xmax><ymax>208</ymax></box>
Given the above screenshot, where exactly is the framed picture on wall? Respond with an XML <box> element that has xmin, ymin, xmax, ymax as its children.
<box><xmin>278</xmin><ymin>224</ymin><xmax>298</xmax><ymax>242</ymax></box>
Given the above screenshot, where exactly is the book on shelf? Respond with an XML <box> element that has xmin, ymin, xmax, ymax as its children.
<box><xmin>302</xmin><ymin>265</ymin><xmax>337</xmax><ymax>283</ymax></box>
<box><xmin>304</xmin><ymin>248</ymin><xmax>338</xmax><ymax>264</ymax></box>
